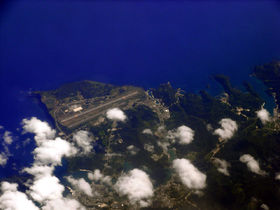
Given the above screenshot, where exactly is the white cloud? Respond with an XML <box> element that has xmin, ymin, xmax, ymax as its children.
<box><xmin>106</xmin><ymin>108</ymin><xmax>127</xmax><ymax>122</ymax></box>
<box><xmin>28</xmin><ymin>175</ymin><xmax>65</xmax><ymax>202</ymax></box>
<box><xmin>127</xmin><ymin>145</ymin><xmax>140</xmax><ymax>155</ymax></box>
<box><xmin>88</xmin><ymin>169</ymin><xmax>111</xmax><ymax>185</ymax></box>
<box><xmin>157</xmin><ymin>126</ymin><xmax>165</xmax><ymax>132</ymax></box>
<box><xmin>42</xmin><ymin>198</ymin><xmax>85</xmax><ymax>210</ymax></box>
<box><xmin>23</xmin><ymin>138</ymin><xmax>31</xmax><ymax>146</ymax></box>
<box><xmin>0</xmin><ymin>152</ymin><xmax>8</xmax><ymax>167</ymax></box>
<box><xmin>3</xmin><ymin>131</ymin><xmax>13</xmax><ymax>145</ymax></box>
<box><xmin>23</xmin><ymin>165</ymin><xmax>55</xmax><ymax>178</ymax></box>
<box><xmin>213</xmin><ymin>158</ymin><xmax>230</xmax><ymax>176</ymax></box>
<box><xmin>21</xmin><ymin>118</ymin><xmax>77</xmax><ymax>166</ymax></box>
<box><xmin>0</xmin><ymin>125</ymin><xmax>3</xmax><ymax>129</ymax></box>
<box><xmin>206</xmin><ymin>124</ymin><xmax>213</xmax><ymax>131</ymax></box>
<box><xmin>0</xmin><ymin>129</ymin><xmax>13</xmax><ymax>166</ymax></box>
<box><xmin>144</xmin><ymin>144</ymin><xmax>154</xmax><ymax>153</ymax></box>
<box><xmin>168</xmin><ymin>125</ymin><xmax>195</xmax><ymax>145</ymax></box>
<box><xmin>22</xmin><ymin>117</ymin><xmax>56</xmax><ymax>144</ymax></box>
<box><xmin>256</xmin><ymin>108</ymin><xmax>271</xmax><ymax>124</ymax></box>
<box><xmin>157</xmin><ymin>125</ymin><xmax>194</xmax><ymax>151</ymax></box>
<box><xmin>88</xmin><ymin>169</ymin><xmax>102</xmax><ymax>181</ymax></box>
<box><xmin>142</xmin><ymin>129</ymin><xmax>153</xmax><ymax>135</ymax></box>
<box><xmin>0</xmin><ymin>182</ymin><xmax>39</xmax><ymax>210</ymax></box>
<box><xmin>172</xmin><ymin>158</ymin><xmax>206</xmax><ymax>190</ymax></box>
<box><xmin>66</xmin><ymin>177</ymin><xmax>93</xmax><ymax>197</ymax></box>
<box><xmin>20</xmin><ymin>117</ymin><xmax>85</xmax><ymax>210</ymax></box>
<box><xmin>260</xmin><ymin>203</ymin><xmax>270</xmax><ymax>210</ymax></box>
<box><xmin>72</xmin><ymin>130</ymin><xmax>94</xmax><ymax>154</ymax></box>
<box><xmin>214</xmin><ymin>118</ymin><xmax>238</xmax><ymax>140</ymax></box>
<box><xmin>157</xmin><ymin>140</ymin><xmax>170</xmax><ymax>151</ymax></box>
<box><xmin>114</xmin><ymin>169</ymin><xmax>154</xmax><ymax>207</ymax></box>
<box><xmin>33</xmin><ymin>137</ymin><xmax>77</xmax><ymax>166</ymax></box>
<box><xmin>24</xmin><ymin>164</ymin><xmax>85</xmax><ymax>210</ymax></box>
<box><xmin>240</xmin><ymin>154</ymin><xmax>267</xmax><ymax>176</ymax></box>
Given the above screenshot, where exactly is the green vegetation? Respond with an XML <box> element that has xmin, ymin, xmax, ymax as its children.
<box><xmin>40</xmin><ymin>61</ymin><xmax>280</xmax><ymax>209</ymax></box>
<box><xmin>45</xmin><ymin>80</ymin><xmax>115</xmax><ymax>100</ymax></box>
<box><xmin>254</xmin><ymin>61</ymin><xmax>280</xmax><ymax>107</ymax></box>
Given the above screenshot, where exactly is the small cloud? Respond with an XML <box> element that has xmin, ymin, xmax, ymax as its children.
<box><xmin>22</xmin><ymin>117</ymin><xmax>56</xmax><ymax>144</ymax></box>
<box><xmin>0</xmin><ymin>182</ymin><xmax>39</xmax><ymax>210</ymax></box>
<box><xmin>256</xmin><ymin>108</ymin><xmax>271</xmax><ymax>124</ymax></box>
<box><xmin>157</xmin><ymin>140</ymin><xmax>170</xmax><ymax>151</ymax></box>
<box><xmin>88</xmin><ymin>170</ymin><xmax>101</xmax><ymax>181</ymax></box>
<box><xmin>0</xmin><ymin>125</ymin><xmax>4</xmax><ymax>129</ymax></box>
<box><xmin>214</xmin><ymin>118</ymin><xmax>238</xmax><ymax>140</ymax></box>
<box><xmin>23</xmin><ymin>165</ymin><xmax>55</xmax><ymax>178</ymax></box>
<box><xmin>157</xmin><ymin>126</ymin><xmax>165</xmax><ymax>132</ymax></box>
<box><xmin>144</xmin><ymin>144</ymin><xmax>154</xmax><ymax>153</ymax></box>
<box><xmin>28</xmin><ymin>174</ymin><xmax>65</xmax><ymax>202</ymax></box>
<box><xmin>127</xmin><ymin>145</ymin><xmax>140</xmax><ymax>155</ymax></box>
<box><xmin>106</xmin><ymin>108</ymin><xmax>127</xmax><ymax>122</ymax></box>
<box><xmin>73</xmin><ymin>130</ymin><xmax>94</xmax><ymax>154</ymax></box>
<box><xmin>213</xmin><ymin>158</ymin><xmax>230</xmax><ymax>176</ymax></box>
<box><xmin>206</xmin><ymin>124</ymin><xmax>213</xmax><ymax>132</ymax></box>
<box><xmin>33</xmin><ymin>137</ymin><xmax>77</xmax><ymax>166</ymax></box>
<box><xmin>142</xmin><ymin>129</ymin><xmax>153</xmax><ymax>135</ymax></box>
<box><xmin>0</xmin><ymin>152</ymin><xmax>8</xmax><ymax>167</ymax></box>
<box><xmin>3</xmin><ymin>131</ymin><xmax>13</xmax><ymax>145</ymax></box>
<box><xmin>114</xmin><ymin>169</ymin><xmax>154</xmax><ymax>207</ymax></box>
<box><xmin>42</xmin><ymin>198</ymin><xmax>85</xmax><ymax>210</ymax></box>
<box><xmin>156</xmin><ymin>125</ymin><xmax>194</xmax><ymax>151</ymax></box>
<box><xmin>260</xmin><ymin>203</ymin><xmax>270</xmax><ymax>210</ymax></box>
<box><xmin>168</xmin><ymin>125</ymin><xmax>194</xmax><ymax>145</ymax></box>
<box><xmin>23</xmin><ymin>138</ymin><xmax>31</xmax><ymax>146</ymax></box>
<box><xmin>172</xmin><ymin>158</ymin><xmax>206</xmax><ymax>190</ymax></box>
<box><xmin>240</xmin><ymin>154</ymin><xmax>267</xmax><ymax>176</ymax></box>
<box><xmin>275</xmin><ymin>172</ymin><xmax>280</xmax><ymax>180</ymax></box>
<box><xmin>0</xmin><ymin>129</ymin><xmax>13</xmax><ymax>166</ymax></box>
<box><xmin>66</xmin><ymin>177</ymin><xmax>93</xmax><ymax>197</ymax></box>
<box><xmin>88</xmin><ymin>169</ymin><xmax>111</xmax><ymax>185</ymax></box>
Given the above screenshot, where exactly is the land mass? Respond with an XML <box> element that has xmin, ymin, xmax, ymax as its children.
<box><xmin>38</xmin><ymin>62</ymin><xmax>280</xmax><ymax>210</ymax></box>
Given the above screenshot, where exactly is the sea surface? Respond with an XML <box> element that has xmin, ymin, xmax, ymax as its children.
<box><xmin>0</xmin><ymin>0</ymin><xmax>280</xmax><ymax>178</ymax></box>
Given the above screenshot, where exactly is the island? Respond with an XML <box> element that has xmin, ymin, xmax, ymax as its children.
<box><xmin>36</xmin><ymin>61</ymin><xmax>280</xmax><ymax>210</ymax></box>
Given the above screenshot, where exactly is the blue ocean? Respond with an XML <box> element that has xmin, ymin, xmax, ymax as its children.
<box><xmin>0</xmin><ymin>1</ymin><xmax>280</xmax><ymax>178</ymax></box>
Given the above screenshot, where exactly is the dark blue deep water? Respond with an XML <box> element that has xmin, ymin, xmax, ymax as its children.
<box><xmin>0</xmin><ymin>0</ymin><xmax>280</xmax><ymax>178</ymax></box>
